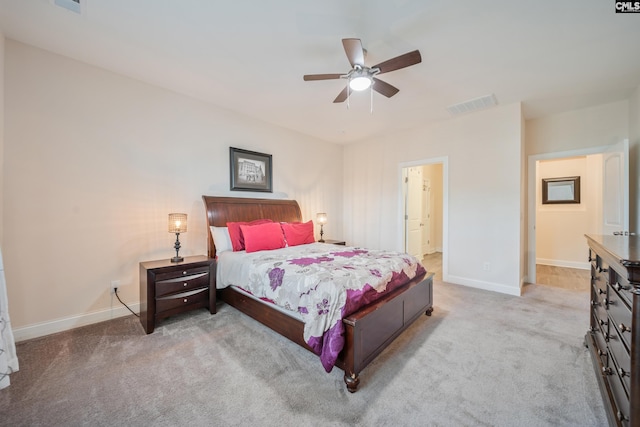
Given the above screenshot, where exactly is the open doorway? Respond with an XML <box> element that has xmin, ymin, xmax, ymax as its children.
<box><xmin>527</xmin><ymin>140</ymin><xmax>629</xmax><ymax>285</ymax></box>
<box><xmin>402</xmin><ymin>160</ymin><xmax>446</xmax><ymax>281</ymax></box>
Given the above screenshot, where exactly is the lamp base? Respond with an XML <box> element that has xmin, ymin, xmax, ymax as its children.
<box><xmin>171</xmin><ymin>256</ymin><xmax>184</xmax><ymax>263</ymax></box>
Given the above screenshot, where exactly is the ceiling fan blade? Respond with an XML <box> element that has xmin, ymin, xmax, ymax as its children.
<box><xmin>373</xmin><ymin>50</ymin><xmax>422</xmax><ymax>74</ymax></box>
<box><xmin>342</xmin><ymin>38</ymin><xmax>365</xmax><ymax>67</ymax></box>
<box><xmin>333</xmin><ymin>86</ymin><xmax>349</xmax><ymax>103</ymax></box>
<box><xmin>303</xmin><ymin>73</ymin><xmax>343</xmax><ymax>81</ymax></box>
<box><xmin>372</xmin><ymin>78</ymin><xmax>399</xmax><ymax>98</ymax></box>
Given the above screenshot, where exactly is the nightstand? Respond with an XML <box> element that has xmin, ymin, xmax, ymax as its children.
<box><xmin>322</xmin><ymin>239</ymin><xmax>346</xmax><ymax>245</ymax></box>
<box><xmin>139</xmin><ymin>255</ymin><xmax>215</xmax><ymax>334</ymax></box>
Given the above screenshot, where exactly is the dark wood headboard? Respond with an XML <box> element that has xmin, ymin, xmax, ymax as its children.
<box><xmin>202</xmin><ymin>196</ymin><xmax>303</xmax><ymax>258</ymax></box>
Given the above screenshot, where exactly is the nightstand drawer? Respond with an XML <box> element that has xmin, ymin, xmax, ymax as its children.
<box><xmin>155</xmin><ymin>265</ymin><xmax>210</xmax><ymax>282</ymax></box>
<box><xmin>156</xmin><ymin>287</ymin><xmax>209</xmax><ymax>313</ymax></box>
<box><xmin>155</xmin><ymin>271</ymin><xmax>209</xmax><ymax>297</ymax></box>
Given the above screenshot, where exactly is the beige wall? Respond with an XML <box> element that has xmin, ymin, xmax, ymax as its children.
<box><xmin>0</xmin><ymin>34</ymin><xmax>4</xmax><ymax>243</ymax></box>
<box><xmin>344</xmin><ymin>103</ymin><xmax>524</xmax><ymax>296</ymax></box>
<box><xmin>535</xmin><ymin>156</ymin><xmax>602</xmax><ymax>269</ymax></box>
<box><xmin>4</xmin><ymin>40</ymin><xmax>343</xmax><ymax>339</ymax></box>
<box><xmin>630</xmin><ymin>86</ymin><xmax>640</xmax><ymax>232</ymax></box>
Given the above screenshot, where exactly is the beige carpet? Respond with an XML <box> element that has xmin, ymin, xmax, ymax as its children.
<box><xmin>0</xmin><ymin>280</ymin><xmax>606</xmax><ymax>426</ymax></box>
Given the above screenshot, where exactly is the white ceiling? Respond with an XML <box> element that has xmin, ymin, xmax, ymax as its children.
<box><xmin>1</xmin><ymin>0</ymin><xmax>639</xmax><ymax>144</ymax></box>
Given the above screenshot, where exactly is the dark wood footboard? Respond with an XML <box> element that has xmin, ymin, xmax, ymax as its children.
<box><xmin>218</xmin><ymin>271</ymin><xmax>434</xmax><ymax>392</ymax></box>
<box><xmin>336</xmin><ymin>272</ymin><xmax>433</xmax><ymax>392</ymax></box>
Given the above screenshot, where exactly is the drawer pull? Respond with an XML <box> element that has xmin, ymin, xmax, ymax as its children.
<box><xmin>183</xmin><ymin>298</ymin><xmax>188</xmax><ymax>303</ymax></box>
<box><xmin>598</xmin><ymin>266</ymin><xmax>608</xmax><ymax>273</ymax></box>
<box><xmin>602</xmin><ymin>366</ymin><xmax>612</xmax><ymax>375</ymax></box>
<box><xmin>619</xmin><ymin>323</ymin><xmax>631</xmax><ymax>333</ymax></box>
<box><xmin>591</xmin><ymin>300</ymin><xmax>600</xmax><ymax>307</ymax></box>
<box><xmin>617</xmin><ymin>411</ymin><xmax>628</xmax><ymax>422</ymax></box>
<box><xmin>599</xmin><ymin>319</ymin><xmax>607</xmax><ymax>327</ymax></box>
<box><xmin>618</xmin><ymin>368</ymin><xmax>629</xmax><ymax>377</ymax></box>
<box><xmin>597</xmin><ymin>349</ymin><xmax>606</xmax><ymax>357</ymax></box>
<box><xmin>597</xmin><ymin>288</ymin><xmax>605</xmax><ymax>295</ymax></box>
<box><xmin>183</xmin><ymin>283</ymin><xmax>188</xmax><ymax>287</ymax></box>
<box><xmin>183</xmin><ymin>271</ymin><xmax>187</xmax><ymax>275</ymax></box>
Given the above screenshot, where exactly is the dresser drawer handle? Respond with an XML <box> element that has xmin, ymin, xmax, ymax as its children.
<box><xmin>597</xmin><ymin>288</ymin><xmax>605</xmax><ymax>295</ymax></box>
<box><xmin>618</xmin><ymin>367</ymin><xmax>629</xmax><ymax>377</ymax></box>
<box><xmin>598</xmin><ymin>266</ymin><xmax>608</xmax><ymax>273</ymax></box>
<box><xmin>617</xmin><ymin>411</ymin><xmax>628</xmax><ymax>422</ymax></box>
<box><xmin>597</xmin><ymin>349</ymin><xmax>606</xmax><ymax>357</ymax></box>
<box><xmin>183</xmin><ymin>271</ymin><xmax>188</xmax><ymax>275</ymax></box>
<box><xmin>599</xmin><ymin>319</ymin><xmax>607</xmax><ymax>327</ymax></box>
<box><xmin>183</xmin><ymin>298</ymin><xmax>188</xmax><ymax>303</ymax></box>
<box><xmin>602</xmin><ymin>366</ymin><xmax>612</xmax><ymax>375</ymax></box>
<box><xmin>619</xmin><ymin>323</ymin><xmax>631</xmax><ymax>333</ymax></box>
<box><xmin>183</xmin><ymin>283</ymin><xmax>188</xmax><ymax>287</ymax></box>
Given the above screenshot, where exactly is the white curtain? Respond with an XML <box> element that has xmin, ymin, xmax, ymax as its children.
<box><xmin>0</xmin><ymin>246</ymin><xmax>18</xmax><ymax>389</ymax></box>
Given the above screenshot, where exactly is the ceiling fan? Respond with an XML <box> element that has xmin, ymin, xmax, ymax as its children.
<box><xmin>303</xmin><ymin>38</ymin><xmax>422</xmax><ymax>103</ymax></box>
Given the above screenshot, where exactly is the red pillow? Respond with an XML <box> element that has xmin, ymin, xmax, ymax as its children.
<box><xmin>227</xmin><ymin>219</ymin><xmax>272</xmax><ymax>251</ymax></box>
<box><xmin>281</xmin><ymin>221</ymin><xmax>315</xmax><ymax>247</ymax></box>
<box><xmin>240</xmin><ymin>222</ymin><xmax>286</xmax><ymax>253</ymax></box>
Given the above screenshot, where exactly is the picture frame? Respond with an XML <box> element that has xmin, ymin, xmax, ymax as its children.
<box><xmin>229</xmin><ymin>147</ymin><xmax>273</xmax><ymax>192</ymax></box>
<box><xmin>542</xmin><ymin>176</ymin><xmax>580</xmax><ymax>204</ymax></box>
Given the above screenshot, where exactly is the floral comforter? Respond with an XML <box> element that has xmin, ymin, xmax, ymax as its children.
<box><xmin>216</xmin><ymin>243</ymin><xmax>426</xmax><ymax>372</ymax></box>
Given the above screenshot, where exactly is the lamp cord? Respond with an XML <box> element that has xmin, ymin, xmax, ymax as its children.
<box><xmin>114</xmin><ymin>288</ymin><xmax>139</xmax><ymax>318</ymax></box>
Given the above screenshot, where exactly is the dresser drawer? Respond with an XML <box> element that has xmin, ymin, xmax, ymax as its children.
<box><xmin>608</xmin><ymin>326</ymin><xmax>631</xmax><ymax>394</ymax></box>
<box><xmin>156</xmin><ymin>287</ymin><xmax>209</xmax><ymax>313</ymax></box>
<box><xmin>591</xmin><ymin>286</ymin><xmax>608</xmax><ymax>324</ymax></box>
<box><xmin>591</xmin><ymin>312</ymin><xmax>608</xmax><ymax>365</ymax></box>
<box><xmin>610</xmin><ymin>270</ymin><xmax>633</xmax><ymax>307</ymax></box>
<box><xmin>155</xmin><ymin>270</ymin><xmax>209</xmax><ymax>297</ymax></box>
<box><xmin>607</xmin><ymin>284</ymin><xmax>632</xmax><ymax>351</ymax></box>
<box><xmin>607</xmin><ymin>354</ymin><xmax>630</xmax><ymax>426</ymax></box>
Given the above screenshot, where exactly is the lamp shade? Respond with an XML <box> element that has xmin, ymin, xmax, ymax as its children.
<box><xmin>168</xmin><ymin>213</ymin><xmax>187</xmax><ymax>233</ymax></box>
<box><xmin>316</xmin><ymin>213</ymin><xmax>327</xmax><ymax>224</ymax></box>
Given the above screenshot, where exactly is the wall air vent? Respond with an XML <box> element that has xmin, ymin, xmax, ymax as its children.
<box><xmin>447</xmin><ymin>94</ymin><xmax>498</xmax><ymax>116</ymax></box>
<box><xmin>52</xmin><ymin>0</ymin><xmax>82</xmax><ymax>14</ymax></box>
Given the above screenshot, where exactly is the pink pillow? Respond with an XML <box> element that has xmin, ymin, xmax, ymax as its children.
<box><xmin>240</xmin><ymin>222</ymin><xmax>286</xmax><ymax>253</ymax></box>
<box><xmin>227</xmin><ymin>219</ymin><xmax>272</xmax><ymax>251</ymax></box>
<box><xmin>281</xmin><ymin>221</ymin><xmax>315</xmax><ymax>247</ymax></box>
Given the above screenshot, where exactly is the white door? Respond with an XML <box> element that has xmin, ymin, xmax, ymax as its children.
<box><xmin>422</xmin><ymin>178</ymin><xmax>431</xmax><ymax>255</ymax></box>
<box><xmin>602</xmin><ymin>139</ymin><xmax>629</xmax><ymax>235</ymax></box>
<box><xmin>406</xmin><ymin>167</ymin><xmax>423</xmax><ymax>258</ymax></box>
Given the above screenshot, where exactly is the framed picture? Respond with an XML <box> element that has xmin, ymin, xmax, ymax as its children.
<box><xmin>542</xmin><ymin>176</ymin><xmax>580</xmax><ymax>204</ymax></box>
<box><xmin>229</xmin><ymin>147</ymin><xmax>273</xmax><ymax>192</ymax></box>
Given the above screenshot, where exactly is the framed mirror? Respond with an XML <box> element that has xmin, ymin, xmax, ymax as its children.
<box><xmin>542</xmin><ymin>176</ymin><xmax>580</xmax><ymax>204</ymax></box>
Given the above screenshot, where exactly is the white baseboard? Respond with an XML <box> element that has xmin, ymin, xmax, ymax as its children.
<box><xmin>536</xmin><ymin>258</ymin><xmax>590</xmax><ymax>270</ymax></box>
<box><xmin>13</xmin><ymin>302</ymin><xmax>140</xmax><ymax>342</ymax></box>
<box><xmin>445</xmin><ymin>274</ymin><xmax>522</xmax><ymax>296</ymax></box>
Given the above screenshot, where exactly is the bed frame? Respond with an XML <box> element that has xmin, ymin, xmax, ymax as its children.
<box><xmin>202</xmin><ymin>196</ymin><xmax>433</xmax><ymax>392</ymax></box>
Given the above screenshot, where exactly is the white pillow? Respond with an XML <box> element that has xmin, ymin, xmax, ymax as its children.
<box><xmin>211</xmin><ymin>226</ymin><xmax>232</xmax><ymax>256</ymax></box>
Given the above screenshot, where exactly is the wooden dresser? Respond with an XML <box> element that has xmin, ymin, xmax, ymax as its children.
<box><xmin>585</xmin><ymin>234</ymin><xmax>640</xmax><ymax>426</ymax></box>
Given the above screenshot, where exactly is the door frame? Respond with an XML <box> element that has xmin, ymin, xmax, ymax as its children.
<box><xmin>399</xmin><ymin>156</ymin><xmax>449</xmax><ymax>281</ymax></box>
<box><xmin>526</xmin><ymin>144</ymin><xmax>621</xmax><ymax>284</ymax></box>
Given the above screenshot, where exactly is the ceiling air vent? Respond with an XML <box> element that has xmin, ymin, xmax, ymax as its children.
<box><xmin>52</xmin><ymin>0</ymin><xmax>82</xmax><ymax>14</ymax></box>
<box><xmin>447</xmin><ymin>94</ymin><xmax>498</xmax><ymax>116</ymax></box>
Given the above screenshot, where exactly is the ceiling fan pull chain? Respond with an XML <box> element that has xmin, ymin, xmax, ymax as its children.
<box><xmin>370</xmin><ymin>84</ymin><xmax>373</xmax><ymax>114</ymax></box>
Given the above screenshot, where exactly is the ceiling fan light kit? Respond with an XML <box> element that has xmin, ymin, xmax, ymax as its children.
<box><xmin>303</xmin><ymin>38</ymin><xmax>422</xmax><ymax>109</ymax></box>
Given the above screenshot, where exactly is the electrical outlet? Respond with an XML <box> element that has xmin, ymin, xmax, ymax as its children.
<box><xmin>110</xmin><ymin>280</ymin><xmax>120</xmax><ymax>294</ymax></box>
<box><xmin>483</xmin><ymin>262</ymin><xmax>490</xmax><ymax>271</ymax></box>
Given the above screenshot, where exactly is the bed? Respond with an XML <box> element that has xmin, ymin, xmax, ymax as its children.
<box><xmin>202</xmin><ymin>195</ymin><xmax>434</xmax><ymax>392</ymax></box>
